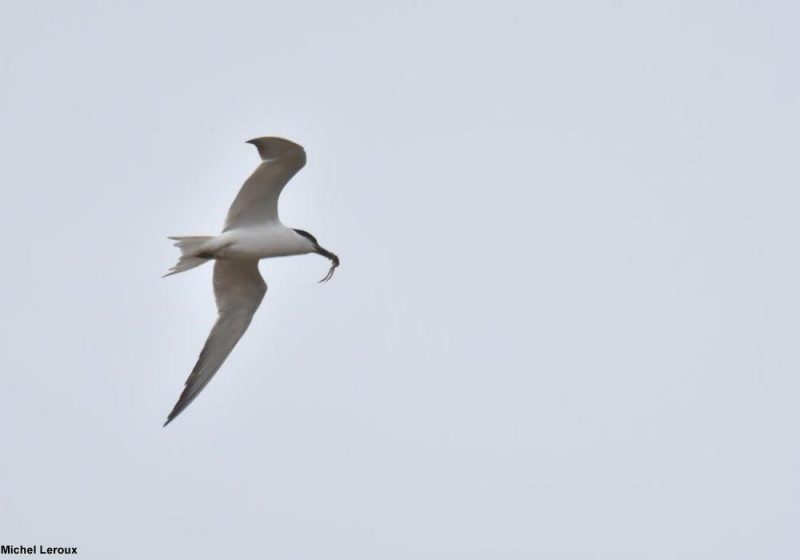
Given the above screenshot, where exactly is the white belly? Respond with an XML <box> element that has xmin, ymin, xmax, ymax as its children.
<box><xmin>217</xmin><ymin>225</ymin><xmax>312</xmax><ymax>260</ymax></box>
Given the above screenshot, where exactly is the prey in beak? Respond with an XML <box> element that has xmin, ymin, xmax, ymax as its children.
<box><xmin>316</xmin><ymin>246</ymin><xmax>340</xmax><ymax>283</ymax></box>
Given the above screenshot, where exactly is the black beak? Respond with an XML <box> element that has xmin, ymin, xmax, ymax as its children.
<box><xmin>316</xmin><ymin>246</ymin><xmax>340</xmax><ymax>283</ymax></box>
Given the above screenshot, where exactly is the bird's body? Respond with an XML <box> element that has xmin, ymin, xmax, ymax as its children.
<box><xmin>163</xmin><ymin>137</ymin><xmax>339</xmax><ymax>426</ymax></box>
<box><xmin>194</xmin><ymin>224</ymin><xmax>316</xmax><ymax>260</ymax></box>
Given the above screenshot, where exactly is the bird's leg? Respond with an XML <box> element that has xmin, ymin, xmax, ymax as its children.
<box><xmin>315</xmin><ymin>246</ymin><xmax>340</xmax><ymax>283</ymax></box>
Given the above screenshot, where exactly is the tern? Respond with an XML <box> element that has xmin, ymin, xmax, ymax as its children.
<box><xmin>162</xmin><ymin>137</ymin><xmax>339</xmax><ymax>426</ymax></box>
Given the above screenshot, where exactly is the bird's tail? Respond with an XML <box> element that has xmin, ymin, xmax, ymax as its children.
<box><xmin>163</xmin><ymin>236</ymin><xmax>214</xmax><ymax>277</ymax></box>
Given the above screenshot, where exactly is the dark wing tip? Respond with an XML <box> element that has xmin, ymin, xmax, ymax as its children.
<box><xmin>163</xmin><ymin>403</ymin><xmax>181</xmax><ymax>427</ymax></box>
<box><xmin>163</xmin><ymin>388</ymin><xmax>195</xmax><ymax>427</ymax></box>
<box><xmin>245</xmin><ymin>137</ymin><xmax>305</xmax><ymax>161</ymax></box>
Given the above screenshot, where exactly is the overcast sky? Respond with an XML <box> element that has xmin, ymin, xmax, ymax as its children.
<box><xmin>1</xmin><ymin>1</ymin><xmax>799</xmax><ymax>558</ymax></box>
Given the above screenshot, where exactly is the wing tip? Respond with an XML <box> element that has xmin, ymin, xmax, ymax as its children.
<box><xmin>163</xmin><ymin>397</ymin><xmax>188</xmax><ymax>427</ymax></box>
<box><xmin>163</xmin><ymin>410</ymin><xmax>177</xmax><ymax>427</ymax></box>
<box><xmin>245</xmin><ymin>136</ymin><xmax>305</xmax><ymax>161</ymax></box>
<box><xmin>163</xmin><ymin>409</ymin><xmax>180</xmax><ymax>427</ymax></box>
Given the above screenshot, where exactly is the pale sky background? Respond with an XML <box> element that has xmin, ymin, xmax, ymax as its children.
<box><xmin>1</xmin><ymin>1</ymin><xmax>799</xmax><ymax>558</ymax></box>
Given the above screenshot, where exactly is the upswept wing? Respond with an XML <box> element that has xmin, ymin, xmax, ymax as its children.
<box><xmin>223</xmin><ymin>137</ymin><xmax>306</xmax><ymax>230</ymax></box>
<box><xmin>164</xmin><ymin>259</ymin><xmax>267</xmax><ymax>425</ymax></box>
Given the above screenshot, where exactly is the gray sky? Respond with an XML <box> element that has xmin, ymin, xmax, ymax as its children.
<box><xmin>1</xmin><ymin>1</ymin><xmax>799</xmax><ymax>558</ymax></box>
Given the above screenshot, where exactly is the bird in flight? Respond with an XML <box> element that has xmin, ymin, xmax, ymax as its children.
<box><xmin>162</xmin><ymin>137</ymin><xmax>339</xmax><ymax>426</ymax></box>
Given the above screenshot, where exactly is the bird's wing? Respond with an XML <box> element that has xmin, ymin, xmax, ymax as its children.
<box><xmin>164</xmin><ymin>259</ymin><xmax>267</xmax><ymax>426</ymax></box>
<box><xmin>223</xmin><ymin>137</ymin><xmax>306</xmax><ymax>230</ymax></box>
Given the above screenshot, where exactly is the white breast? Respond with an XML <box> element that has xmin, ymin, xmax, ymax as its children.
<box><xmin>220</xmin><ymin>224</ymin><xmax>314</xmax><ymax>260</ymax></box>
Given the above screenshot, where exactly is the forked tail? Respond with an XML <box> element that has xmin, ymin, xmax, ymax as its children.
<box><xmin>163</xmin><ymin>236</ymin><xmax>214</xmax><ymax>277</ymax></box>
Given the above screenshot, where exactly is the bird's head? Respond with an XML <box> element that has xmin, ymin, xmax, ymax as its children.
<box><xmin>293</xmin><ymin>228</ymin><xmax>340</xmax><ymax>283</ymax></box>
